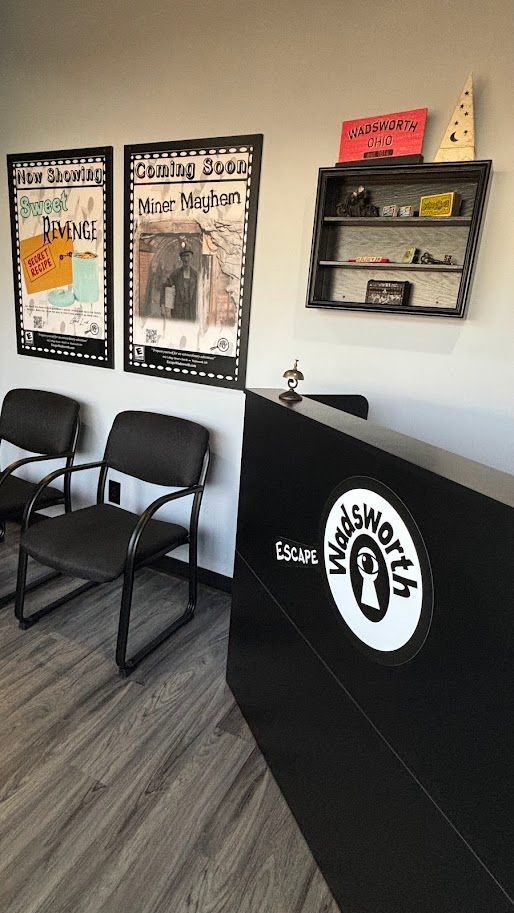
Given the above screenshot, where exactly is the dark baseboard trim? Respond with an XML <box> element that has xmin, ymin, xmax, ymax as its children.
<box><xmin>152</xmin><ymin>555</ymin><xmax>232</xmax><ymax>594</ymax></box>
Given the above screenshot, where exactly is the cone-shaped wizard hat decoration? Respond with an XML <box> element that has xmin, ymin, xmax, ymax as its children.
<box><xmin>435</xmin><ymin>74</ymin><xmax>475</xmax><ymax>162</ymax></box>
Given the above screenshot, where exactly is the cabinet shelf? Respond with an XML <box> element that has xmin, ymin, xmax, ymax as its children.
<box><xmin>323</xmin><ymin>216</ymin><xmax>472</xmax><ymax>226</ymax></box>
<box><xmin>307</xmin><ymin>160</ymin><xmax>492</xmax><ymax>317</ymax></box>
<box><xmin>319</xmin><ymin>261</ymin><xmax>463</xmax><ymax>272</ymax></box>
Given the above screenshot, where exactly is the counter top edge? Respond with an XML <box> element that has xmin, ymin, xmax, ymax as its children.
<box><xmin>246</xmin><ymin>389</ymin><xmax>514</xmax><ymax>509</ymax></box>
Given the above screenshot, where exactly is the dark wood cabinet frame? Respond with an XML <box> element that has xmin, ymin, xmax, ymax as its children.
<box><xmin>306</xmin><ymin>160</ymin><xmax>491</xmax><ymax>318</ymax></box>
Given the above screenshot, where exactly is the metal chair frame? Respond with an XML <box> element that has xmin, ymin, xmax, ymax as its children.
<box><xmin>14</xmin><ymin>445</ymin><xmax>210</xmax><ymax>677</ymax></box>
<box><xmin>0</xmin><ymin>418</ymin><xmax>80</xmax><ymax>609</ymax></box>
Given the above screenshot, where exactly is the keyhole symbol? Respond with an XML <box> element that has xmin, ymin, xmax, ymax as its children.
<box><xmin>356</xmin><ymin>547</ymin><xmax>380</xmax><ymax>611</ymax></box>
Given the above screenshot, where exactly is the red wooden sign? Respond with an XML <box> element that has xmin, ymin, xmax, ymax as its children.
<box><xmin>338</xmin><ymin>108</ymin><xmax>427</xmax><ymax>163</ymax></box>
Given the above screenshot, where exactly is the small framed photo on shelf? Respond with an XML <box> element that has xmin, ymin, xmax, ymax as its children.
<box><xmin>365</xmin><ymin>279</ymin><xmax>411</xmax><ymax>307</ymax></box>
<box><xmin>419</xmin><ymin>191</ymin><xmax>461</xmax><ymax>217</ymax></box>
<box><xmin>402</xmin><ymin>246</ymin><xmax>418</xmax><ymax>264</ymax></box>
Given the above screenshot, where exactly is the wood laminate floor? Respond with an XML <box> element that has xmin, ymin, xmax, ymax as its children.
<box><xmin>0</xmin><ymin>524</ymin><xmax>339</xmax><ymax>913</ymax></box>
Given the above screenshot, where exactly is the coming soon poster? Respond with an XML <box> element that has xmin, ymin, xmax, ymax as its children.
<box><xmin>124</xmin><ymin>135</ymin><xmax>262</xmax><ymax>389</ymax></box>
<box><xmin>7</xmin><ymin>146</ymin><xmax>113</xmax><ymax>367</ymax></box>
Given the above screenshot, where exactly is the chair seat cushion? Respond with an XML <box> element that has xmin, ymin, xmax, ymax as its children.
<box><xmin>0</xmin><ymin>474</ymin><xmax>64</xmax><ymax>520</ymax></box>
<box><xmin>21</xmin><ymin>504</ymin><xmax>188</xmax><ymax>583</ymax></box>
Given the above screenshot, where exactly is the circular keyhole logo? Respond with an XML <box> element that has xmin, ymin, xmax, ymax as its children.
<box><xmin>321</xmin><ymin>477</ymin><xmax>433</xmax><ymax>666</ymax></box>
<box><xmin>350</xmin><ymin>534</ymin><xmax>390</xmax><ymax>621</ymax></box>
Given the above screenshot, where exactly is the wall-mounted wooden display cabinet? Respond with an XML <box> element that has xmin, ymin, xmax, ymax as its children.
<box><xmin>306</xmin><ymin>160</ymin><xmax>491</xmax><ymax>318</ymax></box>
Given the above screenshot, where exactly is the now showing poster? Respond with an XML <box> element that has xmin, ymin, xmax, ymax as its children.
<box><xmin>124</xmin><ymin>135</ymin><xmax>262</xmax><ymax>389</ymax></box>
<box><xmin>7</xmin><ymin>146</ymin><xmax>113</xmax><ymax>367</ymax></box>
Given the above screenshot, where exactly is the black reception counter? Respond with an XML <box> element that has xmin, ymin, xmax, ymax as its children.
<box><xmin>227</xmin><ymin>389</ymin><xmax>513</xmax><ymax>913</ymax></box>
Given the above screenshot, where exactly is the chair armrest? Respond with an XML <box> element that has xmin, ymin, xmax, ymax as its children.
<box><xmin>126</xmin><ymin>485</ymin><xmax>203</xmax><ymax>567</ymax></box>
<box><xmin>22</xmin><ymin>460</ymin><xmax>107</xmax><ymax>530</ymax></box>
<box><xmin>0</xmin><ymin>451</ymin><xmax>74</xmax><ymax>488</ymax></box>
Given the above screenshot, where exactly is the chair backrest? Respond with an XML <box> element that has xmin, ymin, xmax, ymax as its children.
<box><xmin>104</xmin><ymin>411</ymin><xmax>209</xmax><ymax>488</ymax></box>
<box><xmin>305</xmin><ymin>394</ymin><xmax>369</xmax><ymax>420</ymax></box>
<box><xmin>0</xmin><ymin>388</ymin><xmax>80</xmax><ymax>456</ymax></box>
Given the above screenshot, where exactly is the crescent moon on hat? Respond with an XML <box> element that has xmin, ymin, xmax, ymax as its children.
<box><xmin>450</xmin><ymin>131</ymin><xmax>459</xmax><ymax>142</ymax></box>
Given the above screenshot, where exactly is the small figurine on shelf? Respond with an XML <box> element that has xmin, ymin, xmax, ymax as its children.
<box><xmin>279</xmin><ymin>359</ymin><xmax>304</xmax><ymax>404</ymax></box>
<box><xmin>336</xmin><ymin>185</ymin><xmax>379</xmax><ymax>217</ymax></box>
<box><xmin>420</xmin><ymin>251</ymin><xmax>456</xmax><ymax>265</ymax></box>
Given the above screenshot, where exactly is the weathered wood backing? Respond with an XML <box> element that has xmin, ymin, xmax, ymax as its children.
<box><xmin>321</xmin><ymin>265</ymin><xmax>461</xmax><ymax>310</ymax></box>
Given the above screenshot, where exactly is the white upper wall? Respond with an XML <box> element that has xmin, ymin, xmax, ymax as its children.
<box><xmin>0</xmin><ymin>0</ymin><xmax>512</xmax><ymax>576</ymax></box>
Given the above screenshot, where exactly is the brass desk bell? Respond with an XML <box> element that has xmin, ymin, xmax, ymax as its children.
<box><xmin>279</xmin><ymin>359</ymin><xmax>304</xmax><ymax>403</ymax></box>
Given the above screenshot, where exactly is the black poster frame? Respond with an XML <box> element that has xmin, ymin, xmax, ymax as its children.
<box><xmin>124</xmin><ymin>134</ymin><xmax>262</xmax><ymax>390</ymax></box>
<box><xmin>7</xmin><ymin>145</ymin><xmax>114</xmax><ymax>368</ymax></box>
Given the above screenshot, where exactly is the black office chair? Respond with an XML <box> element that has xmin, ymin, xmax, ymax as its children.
<box><xmin>15</xmin><ymin>410</ymin><xmax>210</xmax><ymax>677</ymax></box>
<box><xmin>0</xmin><ymin>388</ymin><xmax>80</xmax><ymax>608</ymax></box>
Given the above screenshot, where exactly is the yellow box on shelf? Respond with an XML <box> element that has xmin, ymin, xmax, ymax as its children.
<box><xmin>419</xmin><ymin>191</ymin><xmax>461</xmax><ymax>217</ymax></box>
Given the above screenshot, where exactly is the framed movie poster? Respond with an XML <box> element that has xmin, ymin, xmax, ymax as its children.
<box><xmin>7</xmin><ymin>146</ymin><xmax>113</xmax><ymax>367</ymax></box>
<box><xmin>124</xmin><ymin>134</ymin><xmax>262</xmax><ymax>389</ymax></box>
